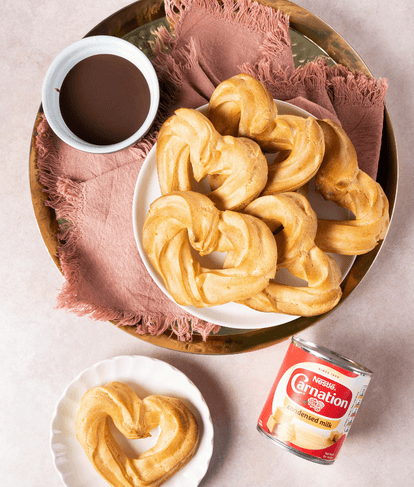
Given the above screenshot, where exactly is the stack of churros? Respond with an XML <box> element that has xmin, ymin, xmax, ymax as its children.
<box><xmin>142</xmin><ymin>73</ymin><xmax>389</xmax><ymax>317</ymax></box>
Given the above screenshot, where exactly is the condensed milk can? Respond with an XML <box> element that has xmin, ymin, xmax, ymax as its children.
<box><xmin>257</xmin><ymin>336</ymin><xmax>372</xmax><ymax>464</ymax></box>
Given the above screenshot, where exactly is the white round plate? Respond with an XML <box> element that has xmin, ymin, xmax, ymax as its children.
<box><xmin>50</xmin><ymin>355</ymin><xmax>214</xmax><ymax>487</ymax></box>
<box><xmin>132</xmin><ymin>102</ymin><xmax>355</xmax><ymax>330</ymax></box>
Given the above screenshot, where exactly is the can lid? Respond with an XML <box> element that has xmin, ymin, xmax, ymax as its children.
<box><xmin>292</xmin><ymin>336</ymin><xmax>373</xmax><ymax>376</ymax></box>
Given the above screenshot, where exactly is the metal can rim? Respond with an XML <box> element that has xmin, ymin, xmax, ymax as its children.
<box><xmin>292</xmin><ymin>336</ymin><xmax>373</xmax><ymax>377</ymax></box>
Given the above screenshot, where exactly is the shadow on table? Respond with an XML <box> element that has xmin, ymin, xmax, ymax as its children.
<box><xmin>153</xmin><ymin>353</ymin><xmax>233</xmax><ymax>483</ymax></box>
<box><xmin>310</xmin><ymin>323</ymin><xmax>408</xmax><ymax>440</ymax></box>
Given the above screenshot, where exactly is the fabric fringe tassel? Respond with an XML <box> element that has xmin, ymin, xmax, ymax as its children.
<box><xmin>36</xmin><ymin>117</ymin><xmax>84</xmax><ymax>243</ymax></box>
<box><xmin>152</xmin><ymin>36</ymin><xmax>200</xmax><ymax>97</ymax></box>
<box><xmin>242</xmin><ymin>56</ymin><xmax>388</xmax><ymax>108</ymax></box>
<box><xmin>241</xmin><ymin>57</ymin><xmax>329</xmax><ymax>99</ymax></box>
<box><xmin>325</xmin><ymin>63</ymin><xmax>388</xmax><ymax>107</ymax></box>
<box><xmin>161</xmin><ymin>0</ymin><xmax>290</xmax><ymax>39</ymax></box>
<box><xmin>151</xmin><ymin>0</ymin><xmax>291</xmax><ymax>90</ymax></box>
<box><xmin>35</xmin><ymin>116</ymin><xmax>219</xmax><ymax>342</ymax></box>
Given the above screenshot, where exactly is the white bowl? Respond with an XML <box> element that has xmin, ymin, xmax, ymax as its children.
<box><xmin>42</xmin><ymin>35</ymin><xmax>160</xmax><ymax>154</ymax></box>
<box><xmin>132</xmin><ymin>102</ymin><xmax>356</xmax><ymax>329</ymax></box>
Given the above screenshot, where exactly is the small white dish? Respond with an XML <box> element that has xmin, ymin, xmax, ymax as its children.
<box><xmin>50</xmin><ymin>355</ymin><xmax>214</xmax><ymax>487</ymax></box>
<box><xmin>42</xmin><ymin>35</ymin><xmax>159</xmax><ymax>154</ymax></box>
<box><xmin>132</xmin><ymin>101</ymin><xmax>355</xmax><ymax>329</ymax></box>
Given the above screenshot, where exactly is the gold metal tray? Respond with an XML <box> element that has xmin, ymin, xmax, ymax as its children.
<box><xmin>29</xmin><ymin>0</ymin><xmax>398</xmax><ymax>354</ymax></box>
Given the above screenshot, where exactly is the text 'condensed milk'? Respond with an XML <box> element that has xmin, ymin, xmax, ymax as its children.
<box><xmin>257</xmin><ymin>336</ymin><xmax>372</xmax><ymax>464</ymax></box>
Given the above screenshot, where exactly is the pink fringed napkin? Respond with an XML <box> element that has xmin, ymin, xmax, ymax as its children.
<box><xmin>36</xmin><ymin>0</ymin><xmax>388</xmax><ymax>342</ymax></box>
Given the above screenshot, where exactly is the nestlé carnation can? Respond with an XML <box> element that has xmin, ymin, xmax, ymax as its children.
<box><xmin>257</xmin><ymin>336</ymin><xmax>372</xmax><ymax>464</ymax></box>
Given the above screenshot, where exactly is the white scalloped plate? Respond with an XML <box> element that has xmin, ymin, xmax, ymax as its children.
<box><xmin>50</xmin><ymin>356</ymin><xmax>214</xmax><ymax>487</ymax></box>
<box><xmin>132</xmin><ymin>102</ymin><xmax>355</xmax><ymax>329</ymax></box>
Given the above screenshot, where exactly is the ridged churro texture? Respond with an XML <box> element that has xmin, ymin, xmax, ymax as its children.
<box><xmin>142</xmin><ymin>191</ymin><xmax>277</xmax><ymax>308</ymax></box>
<box><xmin>156</xmin><ymin>108</ymin><xmax>268</xmax><ymax>211</ymax></box>
<box><xmin>208</xmin><ymin>73</ymin><xmax>293</xmax><ymax>150</ymax></box>
<box><xmin>240</xmin><ymin>192</ymin><xmax>342</xmax><ymax>316</ymax></box>
<box><xmin>75</xmin><ymin>382</ymin><xmax>199</xmax><ymax>487</ymax></box>
<box><xmin>315</xmin><ymin>119</ymin><xmax>390</xmax><ymax>255</ymax></box>
<box><xmin>207</xmin><ymin>73</ymin><xmax>325</xmax><ymax>193</ymax></box>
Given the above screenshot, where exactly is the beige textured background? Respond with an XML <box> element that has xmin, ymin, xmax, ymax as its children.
<box><xmin>1</xmin><ymin>0</ymin><xmax>413</xmax><ymax>485</ymax></box>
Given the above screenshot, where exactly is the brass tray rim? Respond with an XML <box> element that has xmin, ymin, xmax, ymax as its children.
<box><xmin>29</xmin><ymin>0</ymin><xmax>398</xmax><ymax>355</ymax></box>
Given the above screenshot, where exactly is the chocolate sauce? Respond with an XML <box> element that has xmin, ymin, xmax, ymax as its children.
<box><xmin>59</xmin><ymin>54</ymin><xmax>151</xmax><ymax>145</ymax></box>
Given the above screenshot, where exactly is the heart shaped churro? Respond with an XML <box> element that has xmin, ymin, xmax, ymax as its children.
<box><xmin>75</xmin><ymin>382</ymin><xmax>199</xmax><ymax>487</ymax></box>
<box><xmin>142</xmin><ymin>191</ymin><xmax>277</xmax><ymax>308</ymax></box>
<box><xmin>156</xmin><ymin>108</ymin><xmax>268</xmax><ymax>211</ymax></box>
<box><xmin>207</xmin><ymin>73</ymin><xmax>325</xmax><ymax>194</ymax></box>
<box><xmin>240</xmin><ymin>192</ymin><xmax>342</xmax><ymax>316</ymax></box>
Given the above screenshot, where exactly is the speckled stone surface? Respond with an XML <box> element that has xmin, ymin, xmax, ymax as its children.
<box><xmin>1</xmin><ymin>1</ymin><xmax>413</xmax><ymax>486</ymax></box>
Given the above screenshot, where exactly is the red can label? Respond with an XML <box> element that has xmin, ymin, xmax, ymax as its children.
<box><xmin>257</xmin><ymin>340</ymin><xmax>371</xmax><ymax>463</ymax></box>
<box><xmin>287</xmin><ymin>368</ymin><xmax>353</xmax><ymax>419</ymax></box>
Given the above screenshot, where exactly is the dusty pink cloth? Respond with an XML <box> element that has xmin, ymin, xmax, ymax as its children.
<box><xmin>242</xmin><ymin>58</ymin><xmax>388</xmax><ymax>179</ymax></box>
<box><xmin>153</xmin><ymin>0</ymin><xmax>294</xmax><ymax>108</ymax></box>
<box><xmin>36</xmin><ymin>0</ymin><xmax>388</xmax><ymax>341</ymax></box>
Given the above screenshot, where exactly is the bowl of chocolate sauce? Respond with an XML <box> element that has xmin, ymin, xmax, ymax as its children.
<box><xmin>42</xmin><ymin>35</ymin><xmax>159</xmax><ymax>153</ymax></box>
